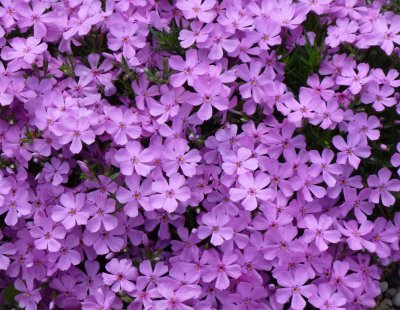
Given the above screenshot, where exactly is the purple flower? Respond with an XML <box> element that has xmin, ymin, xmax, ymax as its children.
<box><xmin>150</xmin><ymin>173</ymin><xmax>191</xmax><ymax>212</ymax></box>
<box><xmin>1</xmin><ymin>37</ymin><xmax>47</xmax><ymax>65</ymax></box>
<box><xmin>252</xmin><ymin>20</ymin><xmax>281</xmax><ymax>50</ymax></box>
<box><xmin>51</xmin><ymin>193</ymin><xmax>89</xmax><ymax>230</ymax></box>
<box><xmin>222</xmin><ymin>147</ymin><xmax>258</xmax><ymax>175</ymax></box>
<box><xmin>190</xmin><ymin>77</ymin><xmax>230</xmax><ymax>120</ymax></box>
<box><xmin>116</xmin><ymin>175</ymin><xmax>152</xmax><ymax>217</ymax></box>
<box><xmin>30</xmin><ymin>217</ymin><xmax>66</xmax><ymax>252</ymax></box>
<box><xmin>367</xmin><ymin>168</ymin><xmax>400</xmax><ymax>207</ymax></box>
<box><xmin>163</xmin><ymin>140</ymin><xmax>201</xmax><ymax>177</ymax></box>
<box><xmin>82</xmin><ymin>287</ymin><xmax>122</xmax><ymax>310</ymax></box>
<box><xmin>105</xmin><ymin>107</ymin><xmax>141</xmax><ymax>145</ymax></box>
<box><xmin>176</xmin><ymin>0</ymin><xmax>216</xmax><ymax>23</ymax></box>
<box><xmin>309</xmin><ymin>283</ymin><xmax>346</xmax><ymax>310</ymax></box>
<box><xmin>275</xmin><ymin>268</ymin><xmax>316</xmax><ymax>310</ymax></box>
<box><xmin>302</xmin><ymin>214</ymin><xmax>341</xmax><ymax>251</ymax></box>
<box><xmin>230</xmin><ymin>172</ymin><xmax>273</xmax><ymax>210</ymax></box>
<box><xmin>338</xmin><ymin>220</ymin><xmax>376</xmax><ymax>252</ymax></box>
<box><xmin>55</xmin><ymin>115</ymin><xmax>96</xmax><ymax>154</ymax></box>
<box><xmin>0</xmin><ymin>188</ymin><xmax>31</xmax><ymax>226</ymax></box>
<box><xmin>42</xmin><ymin>157</ymin><xmax>69</xmax><ymax>186</ymax></box>
<box><xmin>156</xmin><ymin>283</ymin><xmax>197</xmax><ymax>310</ymax></box>
<box><xmin>169</xmin><ymin>49</ymin><xmax>208</xmax><ymax>87</ymax></box>
<box><xmin>107</xmin><ymin>21</ymin><xmax>146</xmax><ymax>59</ymax></box>
<box><xmin>202</xmin><ymin>250</ymin><xmax>241</xmax><ymax>290</ymax></box>
<box><xmin>15</xmin><ymin>277</ymin><xmax>42</xmax><ymax>310</ymax></box>
<box><xmin>197</xmin><ymin>212</ymin><xmax>233</xmax><ymax>245</ymax></box>
<box><xmin>336</xmin><ymin>63</ymin><xmax>370</xmax><ymax>94</ymax></box>
<box><xmin>0</xmin><ymin>237</ymin><xmax>16</xmax><ymax>270</ymax></box>
<box><xmin>309</xmin><ymin>149</ymin><xmax>343</xmax><ymax>187</ymax></box>
<box><xmin>237</xmin><ymin>61</ymin><xmax>272</xmax><ymax>103</ymax></box>
<box><xmin>86</xmin><ymin>194</ymin><xmax>118</xmax><ymax>232</ymax></box>
<box><xmin>114</xmin><ymin>141</ymin><xmax>154</xmax><ymax>176</ymax></box>
<box><xmin>291</xmin><ymin>165</ymin><xmax>327</xmax><ymax>202</ymax></box>
<box><xmin>332</xmin><ymin>134</ymin><xmax>371</xmax><ymax>169</ymax></box>
<box><xmin>48</xmin><ymin>234</ymin><xmax>81</xmax><ymax>270</ymax></box>
<box><xmin>179</xmin><ymin>21</ymin><xmax>213</xmax><ymax>48</ymax></box>
<box><xmin>360</xmin><ymin>81</ymin><xmax>396</xmax><ymax>111</ymax></box>
<box><xmin>103</xmin><ymin>258</ymin><xmax>138</xmax><ymax>293</ymax></box>
<box><xmin>347</xmin><ymin>112</ymin><xmax>380</xmax><ymax>141</ymax></box>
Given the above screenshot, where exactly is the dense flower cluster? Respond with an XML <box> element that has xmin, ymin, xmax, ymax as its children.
<box><xmin>1</xmin><ymin>0</ymin><xmax>400</xmax><ymax>309</ymax></box>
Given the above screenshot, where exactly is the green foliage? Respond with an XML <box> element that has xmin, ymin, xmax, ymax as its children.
<box><xmin>150</xmin><ymin>22</ymin><xmax>185</xmax><ymax>56</ymax></box>
<box><xmin>143</xmin><ymin>58</ymin><xmax>173</xmax><ymax>85</ymax></box>
<box><xmin>60</xmin><ymin>54</ymin><xmax>76</xmax><ymax>78</ymax></box>
<box><xmin>282</xmin><ymin>33</ymin><xmax>327</xmax><ymax>94</ymax></box>
<box><xmin>3</xmin><ymin>284</ymin><xmax>20</xmax><ymax>308</ymax></box>
<box><xmin>281</xmin><ymin>14</ymin><xmax>328</xmax><ymax>94</ymax></box>
<box><xmin>301</xmin><ymin>121</ymin><xmax>336</xmax><ymax>151</ymax></box>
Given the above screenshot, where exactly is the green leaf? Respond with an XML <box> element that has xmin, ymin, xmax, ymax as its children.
<box><xmin>3</xmin><ymin>284</ymin><xmax>19</xmax><ymax>305</ymax></box>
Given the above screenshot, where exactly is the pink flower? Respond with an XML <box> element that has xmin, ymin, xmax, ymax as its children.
<box><xmin>148</xmin><ymin>87</ymin><xmax>181</xmax><ymax>124</ymax></box>
<box><xmin>338</xmin><ymin>220</ymin><xmax>376</xmax><ymax>252</ymax></box>
<box><xmin>30</xmin><ymin>217</ymin><xmax>66</xmax><ymax>252</ymax></box>
<box><xmin>309</xmin><ymin>283</ymin><xmax>346</xmax><ymax>310</ymax></box>
<box><xmin>178</xmin><ymin>21</ymin><xmax>213</xmax><ymax>48</ymax></box>
<box><xmin>237</xmin><ymin>61</ymin><xmax>272</xmax><ymax>103</ymax></box>
<box><xmin>51</xmin><ymin>193</ymin><xmax>90</xmax><ymax>230</ymax></box>
<box><xmin>222</xmin><ymin>147</ymin><xmax>258</xmax><ymax>175</ymax></box>
<box><xmin>190</xmin><ymin>78</ymin><xmax>229</xmax><ymax>121</ymax></box>
<box><xmin>169</xmin><ymin>49</ymin><xmax>208</xmax><ymax>87</ymax></box>
<box><xmin>202</xmin><ymin>251</ymin><xmax>241</xmax><ymax>290</ymax></box>
<box><xmin>103</xmin><ymin>258</ymin><xmax>138</xmax><ymax>293</ymax></box>
<box><xmin>309</xmin><ymin>149</ymin><xmax>343</xmax><ymax>187</ymax></box>
<box><xmin>367</xmin><ymin>168</ymin><xmax>400</xmax><ymax>207</ymax></box>
<box><xmin>347</xmin><ymin>112</ymin><xmax>380</xmax><ymax>141</ymax></box>
<box><xmin>150</xmin><ymin>173</ymin><xmax>191</xmax><ymax>212</ymax></box>
<box><xmin>55</xmin><ymin>116</ymin><xmax>96</xmax><ymax>154</ymax></box>
<box><xmin>15</xmin><ymin>277</ymin><xmax>42</xmax><ymax>310</ymax></box>
<box><xmin>176</xmin><ymin>0</ymin><xmax>216</xmax><ymax>23</ymax></box>
<box><xmin>42</xmin><ymin>157</ymin><xmax>69</xmax><ymax>186</ymax></box>
<box><xmin>374</xmin><ymin>15</ymin><xmax>400</xmax><ymax>55</ymax></box>
<box><xmin>336</xmin><ymin>63</ymin><xmax>370</xmax><ymax>94</ymax></box>
<box><xmin>360</xmin><ymin>81</ymin><xmax>396</xmax><ymax>111</ymax></box>
<box><xmin>275</xmin><ymin>268</ymin><xmax>316</xmax><ymax>310</ymax></box>
<box><xmin>1</xmin><ymin>37</ymin><xmax>47</xmax><ymax>64</ymax></box>
<box><xmin>325</xmin><ymin>18</ymin><xmax>358</xmax><ymax>48</ymax></box>
<box><xmin>302</xmin><ymin>214</ymin><xmax>341</xmax><ymax>251</ymax></box>
<box><xmin>163</xmin><ymin>140</ymin><xmax>201</xmax><ymax>177</ymax></box>
<box><xmin>86</xmin><ymin>195</ymin><xmax>118</xmax><ymax>232</ymax></box>
<box><xmin>197</xmin><ymin>212</ymin><xmax>233</xmax><ymax>246</ymax></box>
<box><xmin>116</xmin><ymin>175</ymin><xmax>152</xmax><ymax>216</ymax></box>
<box><xmin>230</xmin><ymin>172</ymin><xmax>274</xmax><ymax>210</ymax></box>
<box><xmin>114</xmin><ymin>141</ymin><xmax>154</xmax><ymax>176</ymax></box>
<box><xmin>252</xmin><ymin>20</ymin><xmax>281</xmax><ymax>50</ymax></box>
<box><xmin>105</xmin><ymin>108</ymin><xmax>141</xmax><ymax>145</ymax></box>
<box><xmin>332</xmin><ymin>134</ymin><xmax>371</xmax><ymax>169</ymax></box>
